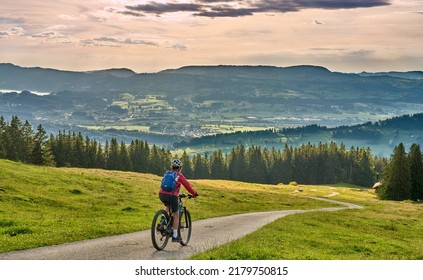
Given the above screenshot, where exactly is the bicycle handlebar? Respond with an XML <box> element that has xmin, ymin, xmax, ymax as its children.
<box><xmin>179</xmin><ymin>193</ymin><xmax>198</xmax><ymax>199</ymax></box>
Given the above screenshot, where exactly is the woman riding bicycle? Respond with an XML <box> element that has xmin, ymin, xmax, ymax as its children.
<box><xmin>159</xmin><ymin>159</ymin><xmax>198</xmax><ymax>242</ymax></box>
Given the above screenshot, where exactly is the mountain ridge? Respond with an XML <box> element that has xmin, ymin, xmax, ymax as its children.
<box><xmin>3</xmin><ymin>62</ymin><xmax>422</xmax><ymax>77</ymax></box>
<box><xmin>1</xmin><ymin>62</ymin><xmax>422</xmax><ymax>156</ymax></box>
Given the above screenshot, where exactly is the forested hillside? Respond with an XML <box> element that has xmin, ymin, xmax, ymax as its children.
<box><xmin>3</xmin><ymin>114</ymin><xmax>423</xmax><ymax>198</ymax></box>
<box><xmin>175</xmin><ymin>113</ymin><xmax>423</xmax><ymax>157</ymax></box>
<box><xmin>1</xmin><ymin>115</ymin><xmax>388</xmax><ymax>187</ymax></box>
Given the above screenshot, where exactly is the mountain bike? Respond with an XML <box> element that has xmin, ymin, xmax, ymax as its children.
<box><xmin>151</xmin><ymin>193</ymin><xmax>194</xmax><ymax>250</ymax></box>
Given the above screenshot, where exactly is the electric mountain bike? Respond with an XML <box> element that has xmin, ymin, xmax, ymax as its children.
<box><xmin>151</xmin><ymin>193</ymin><xmax>194</xmax><ymax>250</ymax></box>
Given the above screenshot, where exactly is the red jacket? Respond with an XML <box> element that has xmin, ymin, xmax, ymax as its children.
<box><xmin>159</xmin><ymin>170</ymin><xmax>197</xmax><ymax>197</ymax></box>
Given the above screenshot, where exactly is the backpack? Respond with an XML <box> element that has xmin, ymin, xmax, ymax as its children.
<box><xmin>160</xmin><ymin>171</ymin><xmax>179</xmax><ymax>192</ymax></box>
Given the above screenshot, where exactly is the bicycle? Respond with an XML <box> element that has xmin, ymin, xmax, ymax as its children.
<box><xmin>151</xmin><ymin>193</ymin><xmax>194</xmax><ymax>250</ymax></box>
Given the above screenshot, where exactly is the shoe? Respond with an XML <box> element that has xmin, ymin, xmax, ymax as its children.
<box><xmin>172</xmin><ymin>236</ymin><xmax>182</xmax><ymax>243</ymax></box>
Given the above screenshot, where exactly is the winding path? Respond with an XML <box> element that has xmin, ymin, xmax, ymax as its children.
<box><xmin>0</xmin><ymin>197</ymin><xmax>362</xmax><ymax>260</ymax></box>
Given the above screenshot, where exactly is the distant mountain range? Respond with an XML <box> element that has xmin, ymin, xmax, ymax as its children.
<box><xmin>1</xmin><ymin>63</ymin><xmax>422</xmax><ymax>155</ymax></box>
<box><xmin>1</xmin><ymin>62</ymin><xmax>422</xmax><ymax>95</ymax></box>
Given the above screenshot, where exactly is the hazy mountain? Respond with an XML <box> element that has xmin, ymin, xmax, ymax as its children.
<box><xmin>359</xmin><ymin>71</ymin><xmax>423</xmax><ymax>80</ymax></box>
<box><xmin>1</xmin><ymin>63</ymin><xmax>422</xmax><ymax>153</ymax></box>
<box><xmin>87</xmin><ymin>68</ymin><xmax>137</xmax><ymax>78</ymax></box>
<box><xmin>1</xmin><ymin>63</ymin><xmax>422</xmax><ymax>97</ymax></box>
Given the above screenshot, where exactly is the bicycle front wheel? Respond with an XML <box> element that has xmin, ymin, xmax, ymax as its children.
<box><xmin>151</xmin><ymin>209</ymin><xmax>170</xmax><ymax>250</ymax></box>
<box><xmin>179</xmin><ymin>209</ymin><xmax>192</xmax><ymax>246</ymax></box>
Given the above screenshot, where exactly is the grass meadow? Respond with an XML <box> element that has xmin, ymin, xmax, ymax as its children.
<box><xmin>0</xmin><ymin>159</ymin><xmax>331</xmax><ymax>253</ymax></box>
<box><xmin>192</xmin><ymin>184</ymin><xmax>423</xmax><ymax>260</ymax></box>
<box><xmin>1</xmin><ymin>159</ymin><xmax>422</xmax><ymax>259</ymax></box>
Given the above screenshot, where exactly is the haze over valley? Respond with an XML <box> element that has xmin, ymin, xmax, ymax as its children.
<box><xmin>1</xmin><ymin>63</ymin><xmax>422</xmax><ymax>156</ymax></box>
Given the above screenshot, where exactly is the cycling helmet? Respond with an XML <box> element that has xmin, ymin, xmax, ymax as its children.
<box><xmin>171</xmin><ymin>159</ymin><xmax>182</xmax><ymax>168</ymax></box>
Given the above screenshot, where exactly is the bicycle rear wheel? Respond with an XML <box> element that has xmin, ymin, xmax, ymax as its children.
<box><xmin>179</xmin><ymin>209</ymin><xmax>192</xmax><ymax>246</ymax></box>
<box><xmin>151</xmin><ymin>209</ymin><xmax>170</xmax><ymax>250</ymax></box>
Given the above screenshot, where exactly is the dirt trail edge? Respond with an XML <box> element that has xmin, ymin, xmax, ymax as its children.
<box><xmin>0</xmin><ymin>197</ymin><xmax>362</xmax><ymax>260</ymax></box>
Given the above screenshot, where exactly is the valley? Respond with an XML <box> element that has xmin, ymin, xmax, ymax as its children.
<box><xmin>1</xmin><ymin>63</ymin><xmax>422</xmax><ymax>155</ymax></box>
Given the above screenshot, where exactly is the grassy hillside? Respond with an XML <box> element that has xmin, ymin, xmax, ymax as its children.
<box><xmin>1</xmin><ymin>159</ymin><xmax>422</xmax><ymax>259</ymax></box>
<box><xmin>0</xmin><ymin>159</ymin><xmax>332</xmax><ymax>253</ymax></box>
<box><xmin>191</xmin><ymin>184</ymin><xmax>423</xmax><ymax>260</ymax></box>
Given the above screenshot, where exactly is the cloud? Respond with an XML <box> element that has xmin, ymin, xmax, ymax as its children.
<box><xmin>8</xmin><ymin>27</ymin><xmax>25</xmax><ymax>36</ymax></box>
<box><xmin>347</xmin><ymin>49</ymin><xmax>375</xmax><ymax>57</ymax></box>
<box><xmin>309</xmin><ymin>47</ymin><xmax>346</xmax><ymax>51</ymax></box>
<box><xmin>86</xmin><ymin>36</ymin><xmax>159</xmax><ymax>47</ymax></box>
<box><xmin>125</xmin><ymin>2</ymin><xmax>203</xmax><ymax>17</ymax></box>
<box><xmin>123</xmin><ymin>0</ymin><xmax>391</xmax><ymax>18</ymax></box>
<box><xmin>31</xmin><ymin>32</ymin><xmax>64</xmax><ymax>39</ymax></box>
<box><xmin>0</xmin><ymin>16</ymin><xmax>25</xmax><ymax>25</ymax></box>
<box><xmin>122</xmin><ymin>38</ymin><xmax>159</xmax><ymax>46</ymax></box>
<box><xmin>0</xmin><ymin>22</ymin><xmax>25</xmax><ymax>38</ymax></box>
<box><xmin>171</xmin><ymin>43</ymin><xmax>188</xmax><ymax>50</ymax></box>
<box><xmin>119</xmin><ymin>10</ymin><xmax>146</xmax><ymax>17</ymax></box>
<box><xmin>0</xmin><ymin>31</ymin><xmax>9</xmax><ymax>38</ymax></box>
<box><xmin>94</xmin><ymin>36</ymin><xmax>120</xmax><ymax>43</ymax></box>
<box><xmin>195</xmin><ymin>7</ymin><xmax>255</xmax><ymax>17</ymax></box>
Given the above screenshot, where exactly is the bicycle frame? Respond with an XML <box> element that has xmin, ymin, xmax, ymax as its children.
<box><xmin>151</xmin><ymin>193</ymin><xmax>194</xmax><ymax>250</ymax></box>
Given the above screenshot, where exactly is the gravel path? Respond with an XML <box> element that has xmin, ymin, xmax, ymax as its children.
<box><xmin>0</xmin><ymin>197</ymin><xmax>362</xmax><ymax>260</ymax></box>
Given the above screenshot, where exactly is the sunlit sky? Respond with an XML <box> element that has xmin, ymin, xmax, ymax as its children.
<box><xmin>1</xmin><ymin>0</ymin><xmax>422</xmax><ymax>73</ymax></box>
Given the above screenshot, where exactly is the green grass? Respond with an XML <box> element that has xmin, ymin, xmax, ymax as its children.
<box><xmin>191</xmin><ymin>184</ymin><xmax>423</xmax><ymax>260</ymax></box>
<box><xmin>1</xmin><ymin>159</ymin><xmax>422</xmax><ymax>259</ymax></box>
<box><xmin>0</xmin><ymin>159</ymin><xmax>332</xmax><ymax>253</ymax></box>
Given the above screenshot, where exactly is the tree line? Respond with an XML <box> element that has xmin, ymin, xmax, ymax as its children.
<box><xmin>378</xmin><ymin>143</ymin><xmax>423</xmax><ymax>201</ymax></box>
<box><xmin>176</xmin><ymin>113</ymin><xmax>423</xmax><ymax>149</ymax></box>
<box><xmin>1</xmin><ymin>115</ymin><xmax>390</xmax><ymax>188</ymax></box>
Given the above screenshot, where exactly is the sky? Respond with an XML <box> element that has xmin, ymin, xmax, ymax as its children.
<box><xmin>1</xmin><ymin>0</ymin><xmax>423</xmax><ymax>73</ymax></box>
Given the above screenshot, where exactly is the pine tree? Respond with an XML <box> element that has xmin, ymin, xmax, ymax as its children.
<box><xmin>0</xmin><ymin>116</ymin><xmax>7</xmax><ymax>158</ymax></box>
<box><xmin>325</xmin><ymin>141</ymin><xmax>341</xmax><ymax>184</ymax></box>
<box><xmin>62</xmin><ymin>131</ymin><xmax>75</xmax><ymax>167</ymax></box>
<box><xmin>409</xmin><ymin>144</ymin><xmax>423</xmax><ymax>201</ymax></box>
<box><xmin>85</xmin><ymin>136</ymin><xmax>96</xmax><ymax>168</ymax></box>
<box><xmin>51</xmin><ymin>131</ymin><xmax>65</xmax><ymax>166</ymax></box>
<box><xmin>267</xmin><ymin>147</ymin><xmax>282</xmax><ymax>184</ymax></box>
<box><xmin>106</xmin><ymin>138</ymin><xmax>120</xmax><ymax>170</ymax></box>
<box><xmin>180</xmin><ymin>151</ymin><xmax>194</xmax><ymax>178</ymax></box>
<box><xmin>32</xmin><ymin>124</ymin><xmax>54</xmax><ymax>166</ymax></box>
<box><xmin>129</xmin><ymin>140</ymin><xmax>141</xmax><ymax>172</ymax></box>
<box><xmin>228</xmin><ymin>145</ymin><xmax>246</xmax><ymax>181</ymax></box>
<box><xmin>354</xmin><ymin>147</ymin><xmax>375</xmax><ymax>187</ymax></box>
<box><xmin>246</xmin><ymin>146</ymin><xmax>269</xmax><ymax>183</ymax></box>
<box><xmin>118</xmin><ymin>141</ymin><xmax>132</xmax><ymax>171</ymax></box>
<box><xmin>280</xmin><ymin>144</ymin><xmax>293</xmax><ymax>183</ymax></box>
<box><xmin>192</xmin><ymin>154</ymin><xmax>209</xmax><ymax>179</ymax></box>
<box><xmin>74</xmin><ymin>132</ymin><xmax>86</xmax><ymax>167</ymax></box>
<box><xmin>95</xmin><ymin>142</ymin><xmax>106</xmax><ymax>169</ymax></box>
<box><xmin>103</xmin><ymin>140</ymin><xmax>110</xmax><ymax>169</ymax></box>
<box><xmin>7</xmin><ymin>116</ymin><xmax>24</xmax><ymax>161</ymax></box>
<box><xmin>379</xmin><ymin>143</ymin><xmax>411</xmax><ymax>200</ymax></box>
<box><xmin>210</xmin><ymin>149</ymin><xmax>228</xmax><ymax>179</ymax></box>
<box><xmin>149</xmin><ymin>145</ymin><xmax>164</xmax><ymax>175</ymax></box>
<box><xmin>141</xmin><ymin>141</ymin><xmax>150</xmax><ymax>173</ymax></box>
<box><xmin>22</xmin><ymin>120</ymin><xmax>34</xmax><ymax>163</ymax></box>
